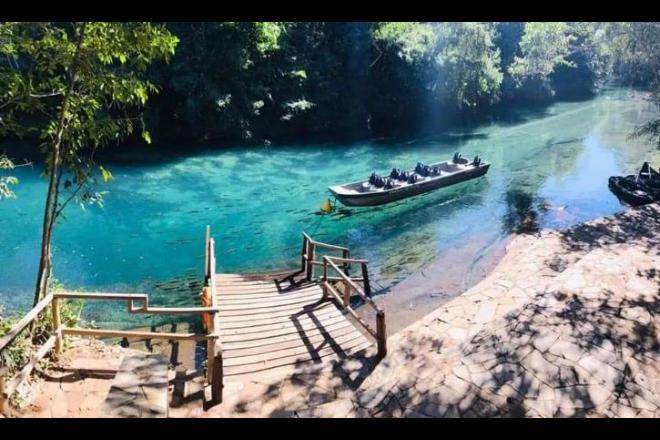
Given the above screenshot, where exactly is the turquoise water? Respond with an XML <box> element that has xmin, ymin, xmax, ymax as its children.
<box><xmin>1</xmin><ymin>89</ymin><xmax>658</xmax><ymax>327</ymax></box>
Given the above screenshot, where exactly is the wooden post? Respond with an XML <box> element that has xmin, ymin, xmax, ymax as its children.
<box><xmin>206</xmin><ymin>319</ymin><xmax>215</xmax><ymax>386</ymax></box>
<box><xmin>376</xmin><ymin>311</ymin><xmax>387</xmax><ymax>358</ymax></box>
<box><xmin>204</xmin><ymin>225</ymin><xmax>211</xmax><ymax>282</ymax></box>
<box><xmin>0</xmin><ymin>368</ymin><xmax>7</xmax><ymax>415</ymax></box>
<box><xmin>305</xmin><ymin>242</ymin><xmax>314</xmax><ymax>281</ymax></box>
<box><xmin>52</xmin><ymin>297</ymin><xmax>63</xmax><ymax>355</ymax></box>
<box><xmin>211</xmin><ymin>345</ymin><xmax>223</xmax><ymax>404</ymax></box>
<box><xmin>300</xmin><ymin>235</ymin><xmax>307</xmax><ymax>273</ymax></box>
<box><xmin>322</xmin><ymin>259</ymin><xmax>328</xmax><ymax>299</ymax></box>
<box><xmin>342</xmin><ymin>249</ymin><xmax>350</xmax><ymax>276</ymax></box>
<box><xmin>361</xmin><ymin>263</ymin><xmax>371</xmax><ymax>297</ymax></box>
<box><xmin>343</xmin><ymin>280</ymin><xmax>351</xmax><ymax>307</ymax></box>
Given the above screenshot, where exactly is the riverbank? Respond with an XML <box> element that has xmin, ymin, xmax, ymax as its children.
<box><xmin>6</xmin><ymin>203</ymin><xmax>658</xmax><ymax>418</ymax></box>
<box><xmin>195</xmin><ymin>203</ymin><xmax>659</xmax><ymax>417</ymax></box>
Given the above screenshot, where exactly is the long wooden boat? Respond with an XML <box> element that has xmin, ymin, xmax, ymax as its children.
<box><xmin>329</xmin><ymin>154</ymin><xmax>491</xmax><ymax>207</ymax></box>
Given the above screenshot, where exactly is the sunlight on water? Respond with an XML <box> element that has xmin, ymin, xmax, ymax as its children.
<box><xmin>1</xmin><ymin>89</ymin><xmax>658</xmax><ymax>327</ymax></box>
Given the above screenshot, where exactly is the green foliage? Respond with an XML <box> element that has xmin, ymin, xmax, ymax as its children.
<box><xmin>509</xmin><ymin>22</ymin><xmax>574</xmax><ymax>83</ymax></box>
<box><xmin>0</xmin><ymin>154</ymin><xmax>18</xmax><ymax>200</ymax></box>
<box><xmin>4</xmin><ymin>21</ymin><xmax>659</xmax><ymax>146</ymax></box>
<box><xmin>599</xmin><ymin>23</ymin><xmax>660</xmax><ymax>148</ymax></box>
<box><xmin>0</xmin><ymin>22</ymin><xmax>178</xmax><ymax>210</ymax></box>
<box><xmin>373</xmin><ymin>22</ymin><xmax>502</xmax><ymax>109</ymax></box>
<box><xmin>432</xmin><ymin>22</ymin><xmax>503</xmax><ymax>109</ymax></box>
<box><xmin>373</xmin><ymin>22</ymin><xmax>436</xmax><ymax>63</ymax></box>
<box><xmin>0</xmin><ymin>280</ymin><xmax>83</xmax><ymax>376</ymax></box>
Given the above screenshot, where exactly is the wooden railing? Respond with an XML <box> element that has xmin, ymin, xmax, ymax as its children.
<box><xmin>301</xmin><ymin>232</ymin><xmax>352</xmax><ymax>281</ymax></box>
<box><xmin>321</xmin><ymin>256</ymin><xmax>386</xmax><ymax>358</ymax></box>
<box><xmin>300</xmin><ymin>232</ymin><xmax>385</xmax><ymax>358</ymax></box>
<box><xmin>204</xmin><ymin>225</ymin><xmax>222</xmax><ymax>405</ymax></box>
<box><xmin>0</xmin><ymin>228</ymin><xmax>224</xmax><ymax>410</ymax></box>
<box><xmin>0</xmin><ymin>292</ymin><xmax>56</xmax><ymax>410</ymax></box>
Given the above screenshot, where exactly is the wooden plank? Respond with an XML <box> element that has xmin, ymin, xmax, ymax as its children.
<box><xmin>216</xmin><ymin>292</ymin><xmax>323</xmax><ymax>311</ymax></box>
<box><xmin>223</xmin><ymin>339</ymin><xmax>372</xmax><ymax>377</ymax></box>
<box><xmin>215</xmin><ymin>281</ymin><xmax>320</xmax><ymax>293</ymax></box>
<box><xmin>221</xmin><ymin>318</ymin><xmax>354</xmax><ymax>346</ymax></box>
<box><xmin>214</xmin><ymin>299</ymin><xmax>326</xmax><ymax>318</ymax></box>
<box><xmin>55</xmin><ymin>292</ymin><xmax>148</xmax><ymax>301</ymax></box>
<box><xmin>0</xmin><ymin>293</ymin><xmax>53</xmax><ymax>353</ymax></box>
<box><xmin>224</xmin><ymin>332</ymin><xmax>370</xmax><ymax>367</ymax></box>
<box><xmin>215</xmin><ymin>284</ymin><xmax>319</xmax><ymax>295</ymax></box>
<box><xmin>219</xmin><ymin>313</ymin><xmax>350</xmax><ymax>339</ymax></box>
<box><xmin>222</xmin><ymin>325</ymin><xmax>361</xmax><ymax>357</ymax></box>
<box><xmin>215</xmin><ymin>305</ymin><xmax>326</xmax><ymax>321</ymax></box>
<box><xmin>215</xmin><ymin>293</ymin><xmax>320</xmax><ymax>307</ymax></box>
<box><xmin>216</xmin><ymin>301</ymin><xmax>338</xmax><ymax>324</ymax></box>
<box><xmin>215</xmin><ymin>289</ymin><xmax>319</xmax><ymax>300</ymax></box>
<box><xmin>216</xmin><ymin>309</ymin><xmax>346</xmax><ymax>337</ymax></box>
<box><xmin>137</xmin><ymin>306</ymin><xmax>219</xmax><ymax>315</ymax></box>
<box><xmin>3</xmin><ymin>335</ymin><xmax>56</xmax><ymax>399</ymax></box>
<box><xmin>61</xmin><ymin>327</ymin><xmax>215</xmax><ymax>341</ymax></box>
<box><xmin>215</xmin><ymin>287</ymin><xmax>322</xmax><ymax>304</ymax></box>
<box><xmin>216</xmin><ymin>277</ymin><xmax>275</xmax><ymax>285</ymax></box>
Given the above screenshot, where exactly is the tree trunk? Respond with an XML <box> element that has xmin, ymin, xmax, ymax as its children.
<box><xmin>32</xmin><ymin>23</ymin><xmax>87</xmax><ymax>307</ymax></box>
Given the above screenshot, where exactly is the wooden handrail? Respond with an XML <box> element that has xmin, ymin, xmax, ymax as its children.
<box><xmin>323</xmin><ymin>257</ymin><xmax>382</xmax><ymax>314</ymax></box>
<box><xmin>321</xmin><ymin>256</ymin><xmax>386</xmax><ymax>357</ymax></box>
<box><xmin>321</xmin><ymin>256</ymin><xmax>368</xmax><ymax>264</ymax></box>
<box><xmin>61</xmin><ymin>327</ymin><xmax>217</xmax><ymax>341</ymax></box>
<box><xmin>1</xmin><ymin>335</ymin><xmax>57</xmax><ymax>401</ymax></box>
<box><xmin>302</xmin><ymin>232</ymin><xmax>349</xmax><ymax>252</ymax></box>
<box><xmin>204</xmin><ymin>233</ymin><xmax>223</xmax><ymax>406</ymax></box>
<box><xmin>205</xmin><ymin>225</ymin><xmax>211</xmax><ymax>280</ymax></box>
<box><xmin>0</xmin><ymin>293</ymin><xmax>53</xmax><ymax>354</ymax></box>
<box><xmin>0</xmin><ymin>229</ymin><xmax>226</xmax><ymax>407</ymax></box>
<box><xmin>54</xmin><ymin>292</ymin><xmax>219</xmax><ymax>315</ymax></box>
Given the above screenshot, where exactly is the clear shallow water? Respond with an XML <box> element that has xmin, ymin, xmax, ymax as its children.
<box><xmin>1</xmin><ymin>89</ymin><xmax>658</xmax><ymax>328</ymax></box>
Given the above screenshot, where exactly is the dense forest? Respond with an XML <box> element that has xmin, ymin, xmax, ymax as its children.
<box><xmin>143</xmin><ymin>22</ymin><xmax>660</xmax><ymax>146</ymax></box>
<box><xmin>2</xmin><ymin>22</ymin><xmax>660</xmax><ymax>151</ymax></box>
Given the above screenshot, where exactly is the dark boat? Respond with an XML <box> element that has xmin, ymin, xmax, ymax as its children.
<box><xmin>329</xmin><ymin>153</ymin><xmax>490</xmax><ymax>207</ymax></box>
<box><xmin>608</xmin><ymin>161</ymin><xmax>660</xmax><ymax>206</ymax></box>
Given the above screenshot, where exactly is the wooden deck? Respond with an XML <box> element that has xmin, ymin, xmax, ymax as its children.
<box><xmin>214</xmin><ymin>273</ymin><xmax>373</xmax><ymax>380</ymax></box>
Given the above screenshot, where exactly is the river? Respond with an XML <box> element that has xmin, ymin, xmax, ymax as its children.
<box><xmin>1</xmin><ymin>88</ymin><xmax>658</xmax><ymax>330</ymax></box>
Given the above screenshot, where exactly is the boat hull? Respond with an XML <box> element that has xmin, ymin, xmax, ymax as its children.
<box><xmin>331</xmin><ymin>163</ymin><xmax>490</xmax><ymax>207</ymax></box>
<box><xmin>608</xmin><ymin>175</ymin><xmax>660</xmax><ymax>206</ymax></box>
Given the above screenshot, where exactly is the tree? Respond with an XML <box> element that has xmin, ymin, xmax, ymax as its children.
<box><xmin>598</xmin><ymin>22</ymin><xmax>660</xmax><ymax>148</ymax></box>
<box><xmin>147</xmin><ymin>22</ymin><xmax>305</xmax><ymax>144</ymax></box>
<box><xmin>0</xmin><ymin>22</ymin><xmax>178</xmax><ymax>306</ymax></box>
<box><xmin>509</xmin><ymin>22</ymin><xmax>574</xmax><ymax>85</ymax></box>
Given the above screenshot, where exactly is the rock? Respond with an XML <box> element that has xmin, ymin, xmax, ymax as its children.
<box><xmin>474</xmin><ymin>301</ymin><xmax>497</xmax><ymax>324</ymax></box>
<box><xmin>548</xmin><ymin>340</ymin><xmax>583</xmax><ymax>363</ymax></box>
<box><xmin>532</xmin><ymin>333</ymin><xmax>560</xmax><ymax>353</ymax></box>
